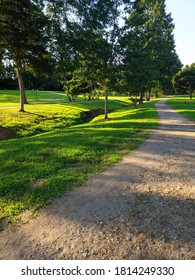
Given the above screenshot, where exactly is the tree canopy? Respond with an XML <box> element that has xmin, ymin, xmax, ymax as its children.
<box><xmin>0</xmin><ymin>0</ymin><xmax>51</xmax><ymax>111</ymax></box>
<box><xmin>0</xmin><ymin>0</ymin><xmax>182</xmax><ymax>113</ymax></box>
<box><xmin>121</xmin><ymin>0</ymin><xmax>182</xmax><ymax>103</ymax></box>
<box><xmin>172</xmin><ymin>63</ymin><xmax>195</xmax><ymax>99</ymax></box>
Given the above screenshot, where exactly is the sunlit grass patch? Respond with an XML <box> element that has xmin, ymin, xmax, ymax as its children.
<box><xmin>0</xmin><ymin>104</ymin><xmax>87</xmax><ymax>137</ymax></box>
<box><xmin>0</xmin><ymin>90</ymin><xmax>69</xmax><ymax>106</ymax></box>
<box><xmin>0</xmin><ymin>89</ymin><xmax>131</xmax><ymax>106</ymax></box>
<box><xmin>0</xmin><ymin>91</ymin><xmax>132</xmax><ymax>138</ymax></box>
<box><xmin>0</xmin><ymin>97</ymin><xmax>159</xmax><ymax>227</ymax></box>
<box><xmin>167</xmin><ymin>96</ymin><xmax>195</xmax><ymax>121</ymax></box>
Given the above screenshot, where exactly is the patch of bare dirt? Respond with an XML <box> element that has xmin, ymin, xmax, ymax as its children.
<box><xmin>30</xmin><ymin>179</ymin><xmax>46</xmax><ymax>189</ymax></box>
<box><xmin>0</xmin><ymin>126</ymin><xmax>16</xmax><ymax>140</ymax></box>
<box><xmin>0</xmin><ymin>99</ymin><xmax>195</xmax><ymax>260</ymax></box>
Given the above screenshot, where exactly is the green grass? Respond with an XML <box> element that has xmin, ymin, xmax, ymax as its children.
<box><xmin>0</xmin><ymin>98</ymin><xmax>158</xmax><ymax>228</ymax></box>
<box><xmin>166</xmin><ymin>96</ymin><xmax>195</xmax><ymax>121</ymax></box>
<box><xmin>0</xmin><ymin>89</ymin><xmax>131</xmax><ymax>106</ymax></box>
<box><xmin>0</xmin><ymin>89</ymin><xmax>70</xmax><ymax>106</ymax></box>
<box><xmin>0</xmin><ymin>90</ymin><xmax>131</xmax><ymax>137</ymax></box>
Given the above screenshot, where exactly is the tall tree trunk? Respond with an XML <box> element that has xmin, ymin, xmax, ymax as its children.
<box><xmin>147</xmin><ymin>90</ymin><xmax>151</xmax><ymax>101</ymax></box>
<box><xmin>16</xmin><ymin>62</ymin><xmax>26</xmax><ymax>112</ymax></box>
<box><xmin>24</xmin><ymin>92</ymin><xmax>29</xmax><ymax>104</ymax></box>
<box><xmin>139</xmin><ymin>91</ymin><xmax>145</xmax><ymax>104</ymax></box>
<box><xmin>189</xmin><ymin>89</ymin><xmax>193</xmax><ymax>100</ymax></box>
<box><xmin>104</xmin><ymin>93</ymin><xmax>108</xmax><ymax>119</ymax></box>
<box><xmin>66</xmin><ymin>93</ymin><xmax>72</xmax><ymax>102</ymax></box>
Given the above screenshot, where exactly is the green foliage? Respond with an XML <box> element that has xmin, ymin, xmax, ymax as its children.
<box><xmin>47</xmin><ymin>0</ymin><xmax>126</xmax><ymax>118</ymax></box>
<box><xmin>0</xmin><ymin>64</ymin><xmax>18</xmax><ymax>89</ymax></box>
<box><xmin>0</xmin><ymin>0</ymin><xmax>50</xmax><ymax>68</ymax></box>
<box><xmin>172</xmin><ymin>63</ymin><xmax>195</xmax><ymax>99</ymax></box>
<box><xmin>0</xmin><ymin>0</ymin><xmax>52</xmax><ymax>110</ymax></box>
<box><xmin>0</xmin><ymin>64</ymin><xmax>62</xmax><ymax>91</ymax></box>
<box><xmin>121</xmin><ymin>0</ymin><xmax>182</xmax><ymax>100</ymax></box>
<box><xmin>0</xmin><ymin>0</ymin><xmax>181</xmax><ymax>111</ymax></box>
<box><xmin>0</xmin><ymin>99</ymin><xmax>158</xmax><ymax>227</ymax></box>
<box><xmin>63</xmin><ymin>69</ymin><xmax>86</xmax><ymax>101</ymax></box>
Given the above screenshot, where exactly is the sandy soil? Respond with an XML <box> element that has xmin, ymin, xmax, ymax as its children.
<box><xmin>0</xmin><ymin>98</ymin><xmax>195</xmax><ymax>260</ymax></box>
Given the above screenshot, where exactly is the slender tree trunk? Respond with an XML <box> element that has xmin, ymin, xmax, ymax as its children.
<box><xmin>16</xmin><ymin>62</ymin><xmax>26</xmax><ymax>112</ymax></box>
<box><xmin>66</xmin><ymin>93</ymin><xmax>72</xmax><ymax>102</ymax></box>
<box><xmin>189</xmin><ymin>90</ymin><xmax>193</xmax><ymax>100</ymax></box>
<box><xmin>24</xmin><ymin>92</ymin><xmax>29</xmax><ymax>104</ymax></box>
<box><xmin>64</xmin><ymin>72</ymin><xmax>73</xmax><ymax>102</ymax></box>
<box><xmin>147</xmin><ymin>90</ymin><xmax>151</xmax><ymax>101</ymax></box>
<box><xmin>139</xmin><ymin>91</ymin><xmax>145</xmax><ymax>104</ymax></box>
<box><xmin>104</xmin><ymin>93</ymin><xmax>108</xmax><ymax>119</ymax></box>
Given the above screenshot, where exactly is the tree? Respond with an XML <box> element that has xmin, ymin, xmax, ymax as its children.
<box><xmin>121</xmin><ymin>0</ymin><xmax>181</xmax><ymax>103</ymax></box>
<box><xmin>46</xmin><ymin>0</ymin><xmax>125</xmax><ymax>119</ymax></box>
<box><xmin>172</xmin><ymin>63</ymin><xmax>195</xmax><ymax>100</ymax></box>
<box><xmin>147</xmin><ymin>0</ymin><xmax>182</xmax><ymax>94</ymax></box>
<box><xmin>121</xmin><ymin>0</ymin><xmax>155</xmax><ymax>103</ymax></box>
<box><xmin>72</xmin><ymin>0</ymin><xmax>125</xmax><ymax>119</ymax></box>
<box><xmin>0</xmin><ymin>0</ymin><xmax>51</xmax><ymax>111</ymax></box>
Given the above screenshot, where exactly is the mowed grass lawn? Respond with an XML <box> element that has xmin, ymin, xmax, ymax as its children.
<box><xmin>0</xmin><ymin>90</ymin><xmax>159</xmax><ymax>228</ymax></box>
<box><xmin>0</xmin><ymin>90</ymin><xmax>132</xmax><ymax>137</ymax></box>
<box><xmin>166</xmin><ymin>95</ymin><xmax>195</xmax><ymax>121</ymax></box>
<box><xmin>0</xmin><ymin>89</ymin><xmax>71</xmax><ymax>106</ymax></box>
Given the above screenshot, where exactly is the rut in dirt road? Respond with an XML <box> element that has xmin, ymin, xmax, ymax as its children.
<box><xmin>0</xmin><ymin>99</ymin><xmax>195</xmax><ymax>260</ymax></box>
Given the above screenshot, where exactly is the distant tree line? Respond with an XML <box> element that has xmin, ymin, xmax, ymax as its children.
<box><xmin>0</xmin><ymin>0</ymin><xmax>183</xmax><ymax>114</ymax></box>
<box><xmin>0</xmin><ymin>64</ymin><xmax>63</xmax><ymax>90</ymax></box>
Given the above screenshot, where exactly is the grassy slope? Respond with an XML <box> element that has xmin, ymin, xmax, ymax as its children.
<box><xmin>0</xmin><ymin>90</ymin><xmax>159</xmax><ymax>227</ymax></box>
<box><xmin>0</xmin><ymin>90</ymin><xmax>130</xmax><ymax>137</ymax></box>
<box><xmin>166</xmin><ymin>96</ymin><xmax>195</xmax><ymax>121</ymax></box>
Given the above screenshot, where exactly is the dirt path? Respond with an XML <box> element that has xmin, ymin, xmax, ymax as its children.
<box><xmin>0</xmin><ymin>99</ymin><xmax>195</xmax><ymax>260</ymax></box>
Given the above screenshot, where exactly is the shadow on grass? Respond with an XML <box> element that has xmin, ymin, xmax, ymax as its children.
<box><xmin>0</xmin><ymin>105</ymin><xmax>157</xmax><ymax>226</ymax></box>
<box><xmin>0</xmin><ymin>99</ymin><xmax>195</xmax><ymax>259</ymax></box>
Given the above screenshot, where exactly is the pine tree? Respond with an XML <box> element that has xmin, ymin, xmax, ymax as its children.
<box><xmin>148</xmin><ymin>0</ymin><xmax>182</xmax><ymax>93</ymax></box>
<box><xmin>121</xmin><ymin>0</ymin><xmax>182</xmax><ymax>102</ymax></box>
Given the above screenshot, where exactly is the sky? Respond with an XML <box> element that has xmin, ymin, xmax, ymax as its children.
<box><xmin>166</xmin><ymin>0</ymin><xmax>195</xmax><ymax>67</ymax></box>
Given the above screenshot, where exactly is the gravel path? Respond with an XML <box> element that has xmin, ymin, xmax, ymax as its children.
<box><xmin>0</xmin><ymin>98</ymin><xmax>195</xmax><ymax>260</ymax></box>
